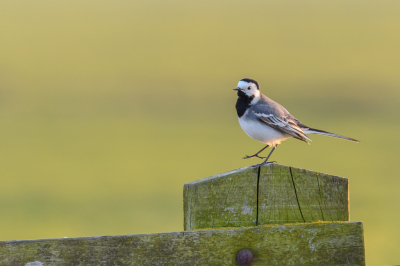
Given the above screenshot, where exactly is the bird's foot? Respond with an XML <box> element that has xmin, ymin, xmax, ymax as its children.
<box><xmin>252</xmin><ymin>161</ymin><xmax>277</xmax><ymax>168</ymax></box>
<box><xmin>242</xmin><ymin>154</ymin><xmax>266</xmax><ymax>160</ymax></box>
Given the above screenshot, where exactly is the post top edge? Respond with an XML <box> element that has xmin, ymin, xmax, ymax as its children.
<box><xmin>184</xmin><ymin>165</ymin><xmax>257</xmax><ymax>186</ymax></box>
<box><xmin>185</xmin><ymin>163</ymin><xmax>348</xmax><ymax>186</ymax></box>
<box><xmin>282</xmin><ymin>164</ymin><xmax>348</xmax><ymax>181</ymax></box>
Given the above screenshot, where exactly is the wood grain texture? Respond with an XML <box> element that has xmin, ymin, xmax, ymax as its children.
<box><xmin>258</xmin><ymin>164</ymin><xmax>349</xmax><ymax>225</ymax></box>
<box><xmin>185</xmin><ymin>164</ymin><xmax>349</xmax><ymax>229</ymax></box>
<box><xmin>0</xmin><ymin>222</ymin><xmax>365</xmax><ymax>266</ymax></box>
<box><xmin>257</xmin><ymin>164</ymin><xmax>305</xmax><ymax>224</ymax></box>
<box><xmin>290</xmin><ymin>167</ymin><xmax>349</xmax><ymax>222</ymax></box>
<box><xmin>184</xmin><ymin>166</ymin><xmax>258</xmax><ymax>231</ymax></box>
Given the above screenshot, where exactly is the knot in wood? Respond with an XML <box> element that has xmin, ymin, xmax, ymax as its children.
<box><xmin>237</xmin><ymin>249</ymin><xmax>254</xmax><ymax>266</ymax></box>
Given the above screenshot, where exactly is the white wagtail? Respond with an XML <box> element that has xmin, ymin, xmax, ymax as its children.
<box><xmin>234</xmin><ymin>78</ymin><xmax>359</xmax><ymax>166</ymax></box>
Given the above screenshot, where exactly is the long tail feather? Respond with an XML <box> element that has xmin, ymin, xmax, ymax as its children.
<box><xmin>304</xmin><ymin>127</ymin><xmax>360</xmax><ymax>142</ymax></box>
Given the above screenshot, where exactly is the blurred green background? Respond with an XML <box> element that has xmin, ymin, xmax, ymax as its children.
<box><xmin>1</xmin><ymin>0</ymin><xmax>399</xmax><ymax>264</ymax></box>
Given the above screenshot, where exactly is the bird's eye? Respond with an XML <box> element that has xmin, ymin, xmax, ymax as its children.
<box><xmin>247</xmin><ymin>86</ymin><xmax>251</xmax><ymax>90</ymax></box>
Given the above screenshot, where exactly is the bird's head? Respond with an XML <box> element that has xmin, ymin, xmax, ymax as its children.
<box><xmin>233</xmin><ymin>78</ymin><xmax>260</xmax><ymax>99</ymax></box>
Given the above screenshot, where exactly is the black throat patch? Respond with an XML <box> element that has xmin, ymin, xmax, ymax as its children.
<box><xmin>235</xmin><ymin>90</ymin><xmax>254</xmax><ymax>118</ymax></box>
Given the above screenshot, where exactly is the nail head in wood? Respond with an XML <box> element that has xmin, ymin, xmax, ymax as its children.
<box><xmin>237</xmin><ymin>249</ymin><xmax>254</xmax><ymax>266</ymax></box>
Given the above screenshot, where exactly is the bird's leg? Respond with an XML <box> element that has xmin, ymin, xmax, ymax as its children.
<box><xmin>243</xmin><ymin>145</ymin><xmax>269</xmax><ymax>160</ymax></box>
<box><xmin>254</xmin><ymin>146</ymin><xmax>277</xmax><ymax>167</ymax></box>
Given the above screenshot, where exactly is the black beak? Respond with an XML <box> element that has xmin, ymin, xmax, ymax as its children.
<box><xmin>233</xmin><ymin>87</ymin><xmax>240</xmax><ymax>91</ymax></box>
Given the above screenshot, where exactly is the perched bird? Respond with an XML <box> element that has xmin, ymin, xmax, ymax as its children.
<box><xmin>234</xmin><ymin>78</ymin><xmax>359</xmax><ymax>166</ymax></box>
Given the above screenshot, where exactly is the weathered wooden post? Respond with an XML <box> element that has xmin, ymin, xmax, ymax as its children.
<box><xmin>184</xmin><ymin>164</ymin><xmax>364</xmax><ymax>265</ymax></box>
<box><xmin>0</xmin><ymin>164</ymin><xmax>365</xmax><ymax>265</ymax></box>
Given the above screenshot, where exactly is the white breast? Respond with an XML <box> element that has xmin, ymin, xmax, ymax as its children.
<box><xmin>238</xmin><ymin>116</ymin><xmax>290</xmax><ymax>146</ymax></box>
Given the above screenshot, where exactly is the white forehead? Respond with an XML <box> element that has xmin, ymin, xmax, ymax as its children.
<box><xmin>237</xmin><ymin>80</ymin><xmax>253</xmax><ymax>88</ymax></box>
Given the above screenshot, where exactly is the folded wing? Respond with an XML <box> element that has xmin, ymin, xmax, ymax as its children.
<box><xmin>254</xmin><ymin>112</ymin><xmax>311</xmax><ymax>144</ymax></box>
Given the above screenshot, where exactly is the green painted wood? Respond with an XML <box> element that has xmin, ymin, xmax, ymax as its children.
<box><xmin>257</xmin><ymin>164</ymin><xmax>305</xmax><ymax>224</ymax></box>
<box><xmin>0</xmin><ymin>222</ymin><xmax>365</xmax><ymax>266</ymax></box>
<box><xmin>185</xmin><ymin>164</ymin><xmax>349</xmax><ymax>229</ymax></box>
<box><xmin>184</xmin><ymin>166</ymin><xmax>258</xmax><ymax>231</ymax></box>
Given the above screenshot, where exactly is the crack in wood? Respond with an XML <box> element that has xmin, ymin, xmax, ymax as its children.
<box><xmin>289</xmin><ymin>167</ymin><xmax>306</xmax><ymax>222</ymax></box>
<box><xmin>316</xmin><ymin>174</ymin><xmax>326</xmax><ymax>221</ymax></box>
<box><xmin>256</xmin><ymin>166</ymin><xmax>261</xmax><ymax>225</ymax></box>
